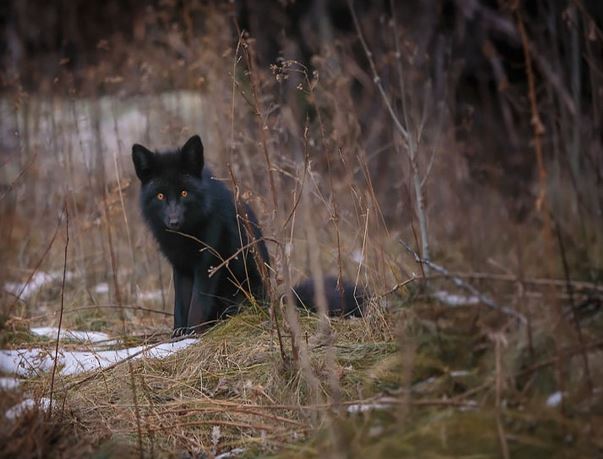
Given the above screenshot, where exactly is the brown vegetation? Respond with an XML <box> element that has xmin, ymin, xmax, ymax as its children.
<box><xmin>0</xmin><ymin>1</ymin><xmax>602</xmax><ymax>458</ymax></box>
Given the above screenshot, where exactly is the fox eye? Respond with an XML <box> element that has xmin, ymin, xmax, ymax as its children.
<box><xmin>181</xmin><ymin>190</ymin><xmax>188</xmax><ymax>198</ymax></box>
<box><xmin>157</xmin><ymin>192</ymin><xmax>165</xmax><ymax>200</ymax></box>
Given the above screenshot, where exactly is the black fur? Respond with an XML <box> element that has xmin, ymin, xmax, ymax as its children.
<box><xmin>133</xmin><ymin>135</ymin><xmax>269</xmax><ymax>334</ymax></box>
<box><xmin>133</xmin><ymin>135</ymin><xmax>367</xmax><ymax>334</ymax></box>
<box><xmin>292</xmin><ymin>276</ymin><xmax>366</xmax><ymax>317</ymax></box>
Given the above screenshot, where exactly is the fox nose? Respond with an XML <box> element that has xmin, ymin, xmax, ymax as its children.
<box><xmin>166</xmin><ymin>218</ymin><xmax>180</xmax><ymax>229</ymax></box>
<box><xmin>165</xmin><ymin>202</ymin><xmax>182</xmax><ymax>230</ymax></box>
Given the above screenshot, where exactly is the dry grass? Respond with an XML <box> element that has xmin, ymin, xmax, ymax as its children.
<box><xmin>2</xmin><ymin>299</ymin><xmax>601</xmax><ymax>458</ymax></box>
<box><xmin>1</xmin><ymin>1</ymin><xmax>602</xmax><ymax>458</ymax></box>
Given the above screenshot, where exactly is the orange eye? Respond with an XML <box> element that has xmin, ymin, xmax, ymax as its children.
<box><xmin>181</xmin><ymin>190</ymin><xmax>188</xmax><ymax>198</ymax></box>
<box><xmin>157</xmin><ymin>192</ymin><xmax>165</xmax><ymax>200</ymax></box>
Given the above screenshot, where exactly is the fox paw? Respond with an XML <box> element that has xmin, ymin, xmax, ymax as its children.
<box><xmin>172</xmin><ymin>327</ymin><xmax>193</xmax><ymax>338</ymax></box>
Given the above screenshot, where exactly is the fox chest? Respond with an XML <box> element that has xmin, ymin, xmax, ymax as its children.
<box><xmin>154</xmin><ymin>229</ymin><xmax>232</xmax><ymax>273</ymax></box>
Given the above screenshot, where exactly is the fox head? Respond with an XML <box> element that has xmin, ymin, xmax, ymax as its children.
<box><xmin>132</xmin><ymin>135</ymin><xmax>208</xmax><ymax>232</ymax></box>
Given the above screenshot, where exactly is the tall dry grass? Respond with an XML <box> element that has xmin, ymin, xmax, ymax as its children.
<box><xmin>0</xmin><ymin>1</ymin><xmax>601</xmax><ymax>457</ymax></box>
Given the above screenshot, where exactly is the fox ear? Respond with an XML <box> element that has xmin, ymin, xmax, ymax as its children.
<box><xmin>180</xmin><ymin>135</ymin><xmax>204</xmax><ymax>176</ymax></box>
<box><xmin>132</xmin><ymin>144</ymin><xmax>155</xmax><ymax>182</ymax></box>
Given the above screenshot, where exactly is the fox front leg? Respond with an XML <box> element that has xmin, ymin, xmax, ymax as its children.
<box><xmin>173</xmin><ymin>269</ymin><xmax>193</xmax><ymax>336</ymax></box>
<box><xmin>188</xmin><ymin>263</ymin><xmax>223</xmax><ymax>333</ymax></box>
<box><xmin>187</xmin><ymin>220</ymin><xmax>225</xmax><ymax>333</ymax></box>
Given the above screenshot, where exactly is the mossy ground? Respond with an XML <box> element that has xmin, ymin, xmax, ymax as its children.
<box><xmin>2</xmin><ymin>295</ymin><xmax>600</xmax><ymax>458</ymax></box>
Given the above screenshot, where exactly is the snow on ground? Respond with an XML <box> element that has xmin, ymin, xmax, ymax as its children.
<box><xmin>2</xmin><ymin>325</ymin><xmax>197</xmax><ymax>420</ymax></box>
<box><xmin>0</xmin><ymin>338</ymin><xmax>197</xmax><ymax>377</ymax></box>
<box><xmin>0</xmin><ymin>377</ymin><xmax>21</xmax><ymax>390</ymax></box>
<box><xmin>346</xmin><ymin>402</ymin><xmax>390</xmax><ymax>414</ymax></box>
<box><xmin>216</xmin><ymin>448</ymin><xmax>246</xmax><ymax>459</ymax></box>
<box><xmin>432</xmin><ymin>290</ymin><xmax>480</xmax><ymax>306</ymax></box>
<box><xmin>137</xmin><ymin>290</ymin><xmax>164</xmax><ymax>302</ymax></box>
<box><xmin>93</xmin><ymin>282</ymin><xmax>109</xmax><ymax>294</ymax></box>
<box><xmin>546</xmin><ymin>391</ymin><xmax>563</xmax><ymax>407</ymax></box>
<box><xmin>4</xmin><ymin>271</ymin><xmax>75</xmax><ymax>300</ymax></box>
<box><xmin>351</xmin><ymin>249</ymin><xmax>364</xmax><ymax>265</ymax></box>
<box><xmin>449</xmin><ymin>370</ymin><xmax>470</xmax><ymax>378</ymax></box>
<box><xmin>30</xmin><ymin>327</ymin><xmax>114</xmax><ymax>344</ymax></box>
<box><xmin>5</xmin><ymin>397</ymin><xmax>51</xmax><ymax>421</ymax></box>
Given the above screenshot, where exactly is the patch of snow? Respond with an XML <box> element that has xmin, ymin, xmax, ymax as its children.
<box><xmin>0</xmin><ymin>339</ymin><xmax>197</xmax><ymax>377</ymax></box>
<box><xmin>285</xmin><ymin>242</ymin><xmax>293</xmax><ymax>258</ymax></box>
<box><xmin>346</xmin><ymin>395</ymin><xmax>478</xmax><ymax>414</ymax></box>
<box><xmin>351</xmin><ymin>249</ymin><xmax>364</xmax><ymax>265</ymax></box>
<box><xmin>216</xmin><ymin>448</ymin><xmax>246</xmax><ymax>459</ymax></box>
<box><xmin>347</xmin><ymin>402</ymin><xmax>389</xmax><ymax>414</ymax></box>
<box><xmin>31</xmin><ymin>327</ymin><xmax>112</xmax><ymax>343</ymax></box>
<box><xmin>4</xmin><ymin>271</ymin><xmax>74</xmax><ymax>300</ymax></box>
<box><xmin>211</xmin><ymin>425</ymin><xmax>221</xmax><ymax>451</ymax></box>
<box><xmin>0</xmin><ymin>377</ymin><xmax>21</xmax><ymax>390</ymax></box>
<box><xmin>546</xmin><ymin>391</ymin><xmax>563</xmax><ymax>407</ymax></box>
<box><xmin>458</xmin><ymin>400</ymin><xmax>479</xmax><ymax>412</ymax></box>
<box><xmin>94</xmin><ymin>282</ymin><xmax>109</xmax><ymax>294</ymax></box>
<box><xmin>5</xmin><ymin>397</ymin><xmax>51</xmax><ymax>421</ymax></box>
<box><xmin>433</xmin><ymin>290</ymin><xmax>480</xmax><ymax>306</ymax></box>
<box><xmin>412</xmin><ymin>376</ymin><xmax>437</xmax><ymax>393</ymax></box>
<box><xmin>449</xmin><ymin>370</ymin><xmax>470</xmax><ymax>378</ymax></box>
<box><xmin>137</xmin><ymin>290</ymin><xmax>163</xmax><ymax>302</ymax></box>
<box><xmin>369</xmin><ymin>426</ymin><xmax>384</xmax><ymax>437</ymax></box>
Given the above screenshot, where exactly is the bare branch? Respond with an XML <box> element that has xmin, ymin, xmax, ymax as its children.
<box><xmin>347</xmin><ymin>0</ymin><xmax>409</xmax><ymax>145</ymax></box>
<box><xmin>399</xmin><ymin>240</ymin><xmax>527</xmax><ymax>323</ymax></box>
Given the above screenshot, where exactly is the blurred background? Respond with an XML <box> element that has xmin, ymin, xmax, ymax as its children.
<box><xmin>0</xmin><ymin>1</ymin><xmax>602</xmax><ymax>456</ymax></box>
<box><xmin>1</xmin><ymin>0</ymin><xmax>601</xmax><ymax>321</ymax></box>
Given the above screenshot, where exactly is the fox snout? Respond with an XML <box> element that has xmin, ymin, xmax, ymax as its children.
<box><xmin>164</xmin><ymin>203</ymin><xmax>184</xmax><ymax>230</ymax></box>
<box><xmin>166</xmin><ymin>217</ymin><xmax>180</xmax><ymax>230</ymax></box>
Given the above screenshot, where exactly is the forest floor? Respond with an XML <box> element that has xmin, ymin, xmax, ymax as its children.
<box><xmin>1</xmin><ymin>277</ymin><xmax>601</xmax><ymax>459</ymax></box>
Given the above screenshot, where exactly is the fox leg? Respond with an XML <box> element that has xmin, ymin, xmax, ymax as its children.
<box><xmin>188</xmin><ymin>265</ymin><xmax>223</xmax><ymax>332</ymax></box>
<box><xmin>186</xmin><ymin>221</ymin><xmax>226</xmax><ymax>332</ymax></box>
<box><xmin>173</xmin><ymin>269</ymin><xmax>193</xmax><ymax>335</ymax></box>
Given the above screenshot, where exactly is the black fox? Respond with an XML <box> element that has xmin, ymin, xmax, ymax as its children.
<box><xmin>132</xmin><ymin>135</ymin><xmax>364</xmax><ymax>334</ymax></box>
<box><xmin>292</xmin><ymin>276</ymin><xmax>366</xmax><ymax>317</ymax></box>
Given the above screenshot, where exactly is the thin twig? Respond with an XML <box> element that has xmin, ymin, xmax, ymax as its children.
<box><xmin>377</xmin><ymin>275</ymin><xmax>417</xmax><ymax>299</ymax></box>
<box><xmin>240</xmin><ymin>30</ymin><xmax>279</xmax><ymax>213</ymax></box>
<box><xmin>67</xmin><ymin>305</ymin><xmax>172</xmax><ymax>316</ymax></box>
<box><xmin>515</xmin><ymin>338</ymin><xmax>603</xmax><ymax>378</ymax></box>
<box><xmin>9</xmin><ymin>212</ymin><xmax>63</xmax><ymax>309</ymax></box>
<box><xmin>101</xmin><ymin>172</ymin><xmax>144</xmax><ymax>458</ymax></box>
<box><xmin>513</xmin><ymin>3</ymin><xmax>548</xmax><ymax>214</ymax></box>
<box><xmin>399</xmin><ymin>240</ymin><xmax>527</xmax><ymax>323</ymax></box>
<box><xmin>492</xmin><ymin>333</ymin><xmax>510</xmax><ymax>459</ymax></box>
<box><xmin>159</xmin><ymin>406</ymin><xmax>304</xmax><ymax>427</ymax></box>
<box><xmin>358</xmin><ymin>0</ymin><xmax>430</xmax><ymax>267</ymax></box>
<box><xmin>48</xmin><ymin>202</ymin><xmax>69</xmax><ymax>418</ymax></box>
<box><xmin>347</xmin><ymin>0</ymin><xmax>409</xmax><ymax>144</ymax></box>
<box><xmin>140</xmin><ymin>418</ymin><xmax>278</xmax><ymax>434</ymax></box>
<box><xmin>552</xmin><ymin>215</ymin><xmax>593</xmax><ymax>393</ymax></box>
<box><xmin>0</xmin><ymin>153</ymin><xmax>37</xmax><ymax>202</ymax></box>
<box><xmin>425</xmin><ymin>272</ymin><xmax>603</xmax><ymax>292</ymax></box>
